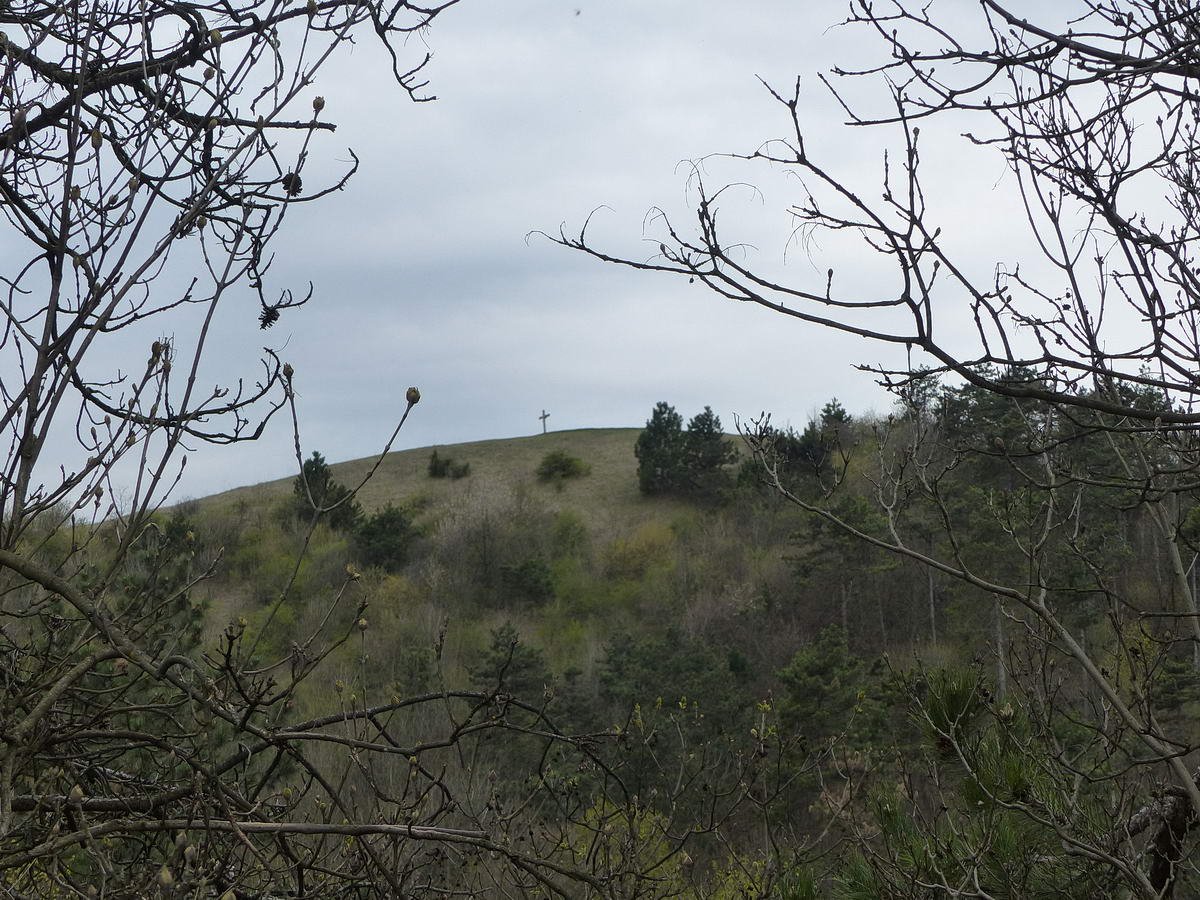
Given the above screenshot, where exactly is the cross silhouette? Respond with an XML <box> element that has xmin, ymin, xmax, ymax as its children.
<box><xmin>539</xmin><ymin>410</ymin><xmax>550</xmax><ymax>434</ymax></box>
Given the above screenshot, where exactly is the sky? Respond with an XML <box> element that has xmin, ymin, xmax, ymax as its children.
<box><xmin>163</xmin><ymin>0</ymin><xmax>1018</xmax><ymax>499</ymax></box>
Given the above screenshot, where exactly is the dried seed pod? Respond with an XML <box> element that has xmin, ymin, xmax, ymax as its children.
<box><xmin>313</xmin><ymin>95</ymin><xmax>325</xmax><ymax>113</ymax></box>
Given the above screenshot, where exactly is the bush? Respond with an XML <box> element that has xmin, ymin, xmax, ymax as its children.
<box><xmin>353</xmin><ymin>504</ymin><xmax>418</xmax><ymax>573</ymax></box>
<box><xmin>500</xmin><ymin>557</ymin><xmax>555</xmax><ymax>605</ymax></box>
<box><xmin>537</xmin><ymin>449</ymin><xmax>591</xmax><ymax>486</ymax></box>
<box><xmin>428</xmin><ymin>449</ymin><xmax>471</xmax><ymax>479</ymax></box>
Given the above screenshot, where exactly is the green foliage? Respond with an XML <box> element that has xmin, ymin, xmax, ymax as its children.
<box><xmin>293</xmin><ymin>450</ymin><xmax>361</xmax><ymax>531</ymax></box>
<box><xmin>777</xmin><ymin>625</ymin><xmax>891</xmax><ymax>746</ymax></box>
<box><xmin>600</xmin><ymin>627</ymin><xmax>747</xmax><ymax>729</ymax></box>
<box><xmin>635</xmin><ymin>401</ymin><xmax>687</xmax><ymax>494</ymax></box>
<box><xmin>499</xmin><ymin>556</ymin><xmax>555</xmax><ymax>605</ymax></box>
<box><xmin>740</xmin><ymin>399</ymin><xmax>852</xmax><ymax>492</ymax></box>
<box><xmin>352</xmin><ymin>503</ymin><xmax>418</xmax><ymax>572</ymax></box>
<box><xmin>916</xmin><ymin>666</ymin><xmax>989</xmax><ymax>756</ymax></box>
<box><xmin>468</xmin><ymin>622</ymin><xmax>555</xmax><ymax>698</ymax></box>
<box><xmin>635</xmin><ymin>401</ymin><xmax>736</xmax><ymax>498</ymax></box>
<box><xmin>118</xmin><ymin>509</ymin><xmax>207</xmax><ymax>655</ymax></box>
<box><xmin>427</xmin><ymin>449</ymin><xmax>471</xmax><ymax>479</ymax></box>
<box><xmin>684</xmin><ymin>405</ymin><xmax>738</xmax><ymax>498</ymax></box>
<box><xmin>536</xmin><ymin>448</ymin><xmax>591</xmax><ymax>486</ymax></box>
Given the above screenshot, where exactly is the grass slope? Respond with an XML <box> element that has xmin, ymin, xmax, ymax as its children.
<box><xmin>197</xmin><ymin>428</ymin><xmax>714</xmax><ymax>543</ymax></box>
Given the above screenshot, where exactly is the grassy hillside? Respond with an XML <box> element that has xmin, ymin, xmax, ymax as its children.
<box><xmin>199</xmin><ymin>427</ymin><xmax>716</xmax><ymax>544</ymax></box>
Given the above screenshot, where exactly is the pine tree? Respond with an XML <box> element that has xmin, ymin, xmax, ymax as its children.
<box><xmin>684</xmin><ymin>406</ymin><xmax>736</xmax><ymax>497</ymax></box>
<box><xmin>635</xmin><ymin>401</ymin><xmax>687</xmax><ymax>494</ymax></box>
<box><xmin>292</xmin><ymin>450</ymin><xmax>361</xmax><ymax>531</ymax></box>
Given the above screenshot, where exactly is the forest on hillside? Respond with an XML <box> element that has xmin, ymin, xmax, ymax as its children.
<box><xmin>118</xmin><ymin>381</ymin><xmax>1200</xmax><ymax>896</ymax></box>
<box><xmin>5</xmin><ymin>0</ymin><xmax>1200</xmax><ymax>896</ymax></box>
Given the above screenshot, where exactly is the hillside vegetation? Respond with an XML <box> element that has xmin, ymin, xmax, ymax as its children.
<box><xmin>157</xmin><ymin>391</ymin><xmax>1200</xmax><ymax>895</ymax></box>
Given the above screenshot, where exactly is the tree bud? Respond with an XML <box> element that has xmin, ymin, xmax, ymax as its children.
<box><xmin>203</xmin><ymin>66</ymin><xmax>215</xmax><ymax>81</ymax></box>
<box><xmin>406</xmin><ymin>386</ymin><xmax>421</xmax><ymax>405</ymax></box>
<box><xmin>209</xmin><ymin>28</ymin><xmax>222</xmax><ymax>45</ymax></box>
<box><xmin>313</xmin><ymin>95</ymin><xmax>325</xmax><ymax>113</ymax></box>
<box><xmin>90</xmin><ymin>128</ymin><xmax>102</xmax><ymax>150</ymax></box>
<box><xmin>282</xmin><ymin>362</ymin><xmax>294</xmax><ymax>379</ymax></box>
<box><xmin>157</xmin><ymin>864</ymin><xmax>174</xmax><ymax>888</ymax></box>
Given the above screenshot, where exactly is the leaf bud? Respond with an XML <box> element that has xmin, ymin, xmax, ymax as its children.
<box><xmin>307</xmin><ymin>0</ymin><xmax>318</xmax><ymax>15</ymax></box>
<box><xmin>209</xmin><ymin>28</ymin><xmax>222</xmax><ymax>45</ymax></box>
<box><xmin>357</xmin><ymin>617</ymin><xmax>368</xmax><ymax>631</ymax></box>
<box><xmin>157</xmin><ymin>864</ymin><xmax>174</xmax><ymax>888</ymax></box>
<box><xmin>70</xmin><ymin>185</ymin><xmax>80</xmax><ymax>202</ymax></box>
<box><xmin>68</xmin><ymin>784</ymin><xmax>84</xmax><ymax>805</ymax></box>
<box><xmin>282</xmin><ymin>362</ymin><xmax>294</xmax><ymax>379</ymax></box>
<box><xmin>313</xmin><ymin>95</ymin><xmax>325</xmax><ymax>113</ymax></box>
<box><xmin>89</xmin><ymin>128</ymin><xmax>102</xmax><ymax>150</ymax></box>
<box><xmin>203</xmin><ymin>66</ymin><xmax>215</xmax><ymax>81</ymax></box>
<box><xmin>406</xmin><ymin>386</ymin><xmax>421</xmax><ymax>405</ymax></box>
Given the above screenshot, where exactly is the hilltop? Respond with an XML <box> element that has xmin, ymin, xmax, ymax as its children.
<box><xmin>197</xmin><ymin>427</ymin><xmax>727</xmax><ymax>544</ymax></box>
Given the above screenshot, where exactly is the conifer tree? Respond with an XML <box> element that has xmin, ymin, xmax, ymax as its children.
<box><xmin>635</xmin><ymin>401</ymin><xmax>687</xmax><ymax>494</ymax></box>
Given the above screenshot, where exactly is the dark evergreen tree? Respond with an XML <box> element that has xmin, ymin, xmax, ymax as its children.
<box><xmin>684</xmin><ymin>406</ymin><xmax>737</xmax><ymax>497</ymax></box>
<box><xmin>468</xmin><ymin>623</ymin><xmax>554</xmax><ymax>698</ymax></box>
<box><xmin>292</xmin><ymin>450</ymin><xmax>361</xmax><ymax>531</ymax></box>
<box><xmin>635</xmin><ymin>401</ymin><xmax>687</xmax><ymax>494</ymax></box>
<box><xmin>352</xmin><ymin>503</ymin><xmax>417</xmax><ymax>572</ymax></box>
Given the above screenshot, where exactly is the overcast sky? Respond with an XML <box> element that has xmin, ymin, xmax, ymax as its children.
<box><xmin>170</xmin><ymin>0</ymin><xmax>1013</xmax><ymax>499</ymax></box>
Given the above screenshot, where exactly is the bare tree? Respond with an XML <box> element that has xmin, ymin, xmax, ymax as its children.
<box><xmin>561</xmin><ymin>0</ymin><xmax>1200</xmax><ymax>894</ymax></box>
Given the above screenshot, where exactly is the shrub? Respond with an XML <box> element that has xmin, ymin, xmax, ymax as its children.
<box><xmin>428</xmin><ymin>449</ymin><xmax>471</xmax><ymax>479</ymax></box>
<box><xmin>353</xmin><ymin>503</ymin><xmax>419</xmax><ymax>572</ymax></box>
<box><xmin>500</xmin><ymin>557</ymin><xmax>555</xmax><ymax>605</ymax></box>
<box><xmin>536</xmin><ymin>449</ymin><xmax>591</xmax><ymax>486</ymax></box>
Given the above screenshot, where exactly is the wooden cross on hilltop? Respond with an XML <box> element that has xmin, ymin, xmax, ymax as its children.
<box><xmin>539</xmin><ymin>410</ymin><xmax>550</xmax><ymax>434</ymax></box>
